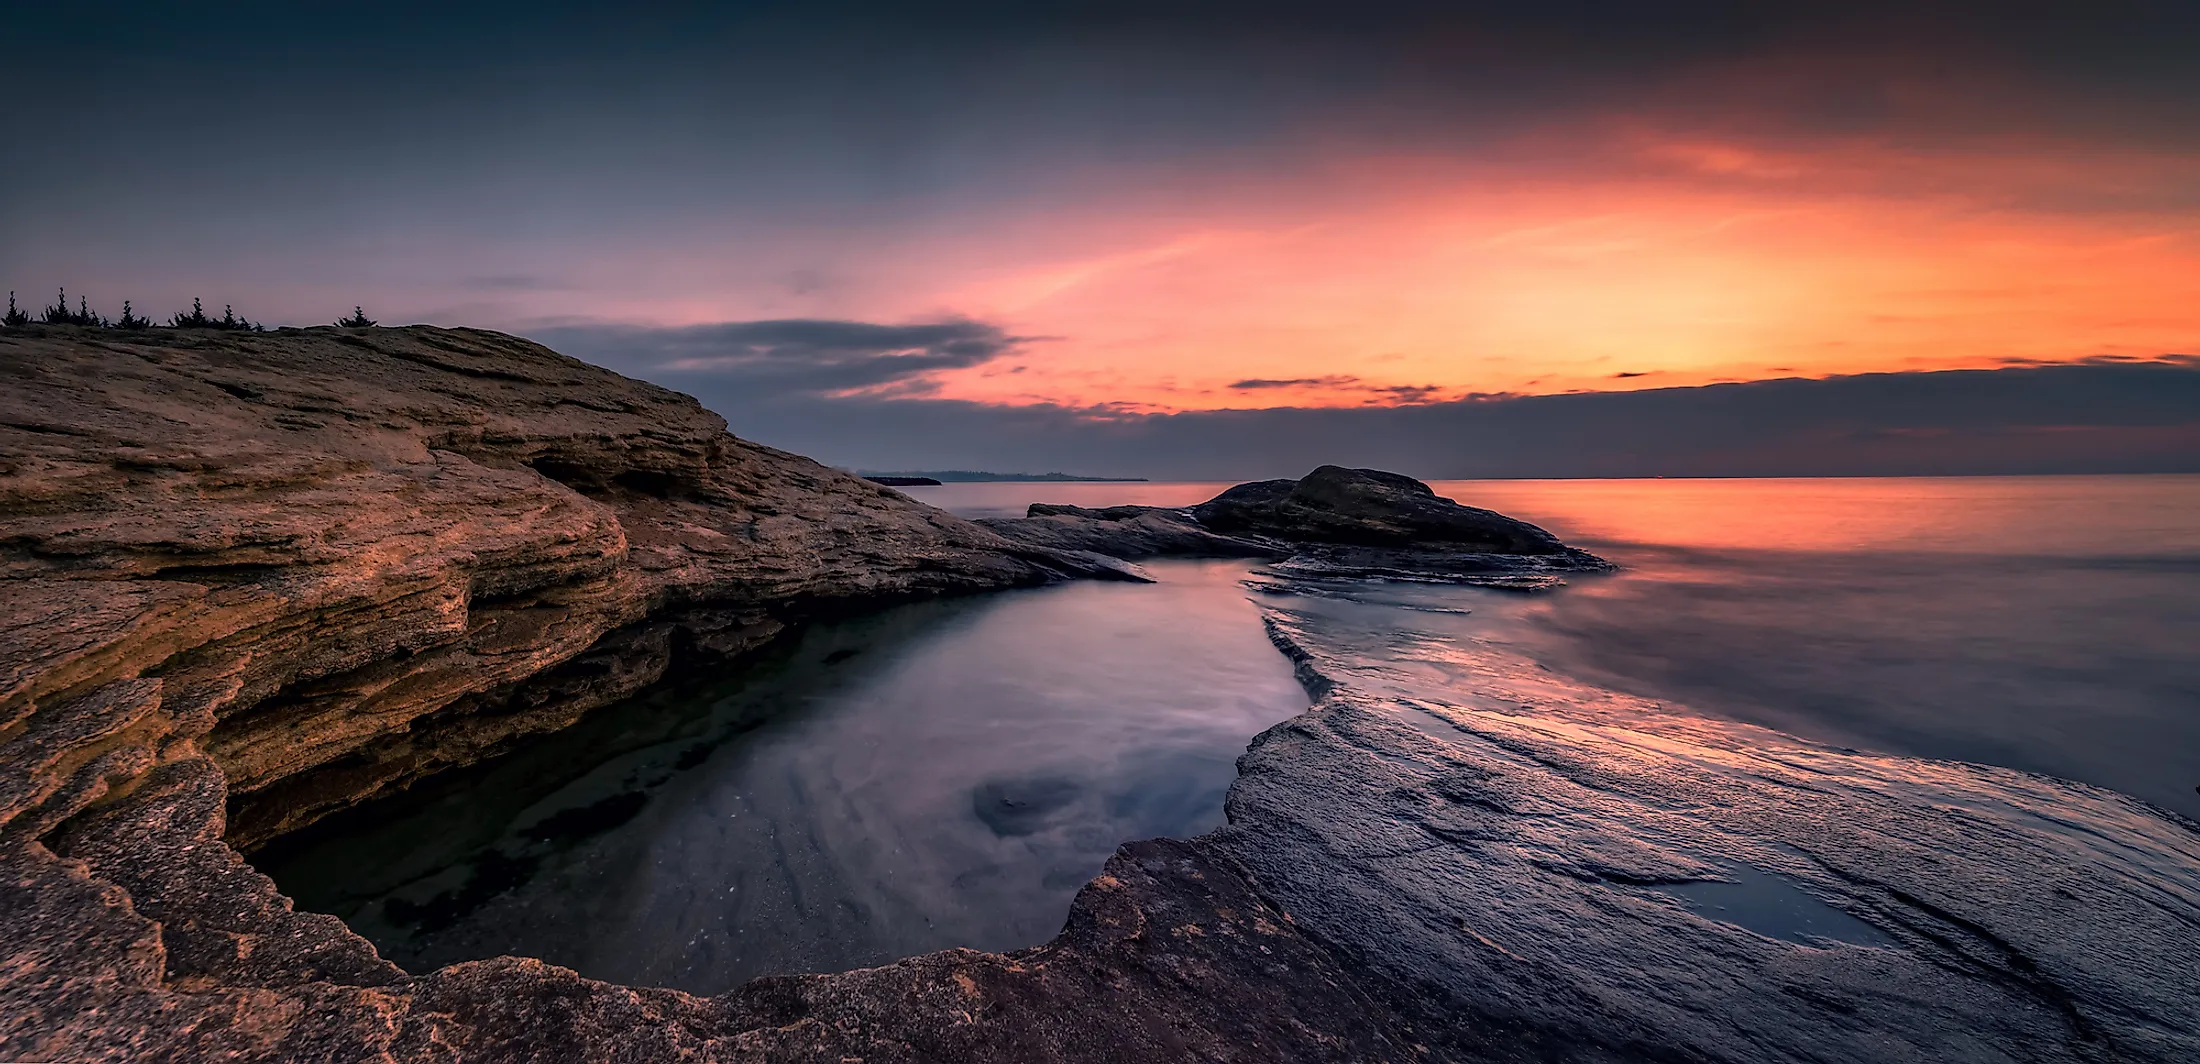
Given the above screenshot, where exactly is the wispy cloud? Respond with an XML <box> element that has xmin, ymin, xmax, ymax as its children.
<box><xmin>533</xmin><ymin>318</ymin><xmax>1036</xmax><ymax>399</ymax></box>
<box><xmin>1225</xmin><ymin>375</ymin><xmax>1453</xmax><ymax>405</ymax></box>
<box><xmin>1228</xmin><ymin>375</ymin><xmax>1362</xmax><ymax>390</ymax></box>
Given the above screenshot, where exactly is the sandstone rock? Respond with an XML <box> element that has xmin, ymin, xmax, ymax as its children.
<box><xmin>0</xmin><ymin>324</ymin><xmax>1131</xmax><ymax>851</ymax></box>
<box><xmin>0</xmin><ymin>325</ymin><xmax>1419</xmax><ymax>1063</ymax></box>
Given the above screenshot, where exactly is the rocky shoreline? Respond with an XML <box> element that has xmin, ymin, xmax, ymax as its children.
<box><xmin>7</xmin><ymin>325</ymin><xmax>2191</xmax><ymax>1063</ymax></box>
<box><xmin>0</xmin><ymin>325</ymin><xmax>1527</xmax><ymax>1061</ymax></box>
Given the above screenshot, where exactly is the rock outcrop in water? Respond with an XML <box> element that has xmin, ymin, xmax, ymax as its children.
<box><xmin>981</xmin><ymin>465</ymin><xmax>1613</xmax><ymax>589</ymax></box>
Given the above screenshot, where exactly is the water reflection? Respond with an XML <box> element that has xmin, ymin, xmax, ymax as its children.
<box><xmin>259</xmin><ymin>560</ymin><xmax>1306</xmax><ymax>993</ymax></box>
<box><xmin>912</xmin><ymin>475</ymin><xmax>2200</xmax><ymax>820</ymax></box>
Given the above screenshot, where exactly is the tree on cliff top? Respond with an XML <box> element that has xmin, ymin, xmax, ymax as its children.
<box><xmin>40</xmin><ymin>289</ymin><xmax>106</xmax><ymax>328</ymax></box>
<box><xmin>168</xmin><ymin>298</ymin><xmax>261</xmax><ymax>331</ymax></box>
<box><xmin>336</xmin><ymin>306</ymin><xmax>376</xmax><ymax>328</ymax></box>
<box><xmin>3</xmin><ymin>292</ymin><xmax>27</xmax><ymax>328</ymax></box>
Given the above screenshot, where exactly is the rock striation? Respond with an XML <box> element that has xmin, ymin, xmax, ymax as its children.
<box><xmin>4</xmin><ymin>325</ymin><xmax>1386</xmax><ymax>1061</ymax></box>
<box><xmin>0</xmin><ymin>325</ymin><xmax>1138</xmax><ymax>853</ymax></box>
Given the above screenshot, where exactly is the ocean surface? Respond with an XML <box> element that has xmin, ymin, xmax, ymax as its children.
<box><xmin>261</xmin><ymin>474</ymin><xmax>2200</xmax><ymax>996</ymax></box>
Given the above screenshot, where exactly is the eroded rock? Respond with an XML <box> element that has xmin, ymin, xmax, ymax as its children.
<box><xmin>8</xmin><ymin>326</ymin><xmax>1345</xmax><ymax>1061</ymax></box>
<box><xmin>0</xmin><ymin>324</ymin><xmax>1129</xmax><ymax>852</ymax></box>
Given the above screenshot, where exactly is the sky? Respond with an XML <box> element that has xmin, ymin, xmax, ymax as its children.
<box><xmin>5</xmin><ymin>2</ymin><xmax>2198</xmax><ymax>476</ymax></box>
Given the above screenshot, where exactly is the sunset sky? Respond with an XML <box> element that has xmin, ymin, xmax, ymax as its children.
<box><xmin>5</xmin><ymin>3</ymin><xmax>2197</xmax><ymax>473</ymax></box>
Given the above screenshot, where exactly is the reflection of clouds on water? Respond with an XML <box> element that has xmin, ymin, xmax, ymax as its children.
<box><xmin>260</xmin><ymin>560</ymin><xmax>1305</xmax><ymax>993</ymax></box>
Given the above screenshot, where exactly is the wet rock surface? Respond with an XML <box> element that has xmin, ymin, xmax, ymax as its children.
<box><xmin>1232</xmin><ymin>602</ymin><xmax>2200</xmax><ymax>1064</ymax></box>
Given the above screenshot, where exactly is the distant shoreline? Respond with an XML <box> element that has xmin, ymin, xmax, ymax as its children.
<box><xmin>858</xmin><ymin>470</ymin><xmax>1150</xmax><ymax>483</ymax></box>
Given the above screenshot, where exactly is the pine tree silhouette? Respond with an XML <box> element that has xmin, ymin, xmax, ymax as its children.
<box><xmin>3</xmin><ymin>292</ymin><xmax>27</xmax><ymax>328</ymax></box>
<box><xmin>116</xmin><ymin>300</ymin><xmax>150</xmax><ymax>330</ymax></box>
<box><xmin>336</xmin><ymin>306</ymin><xmax>376</xmax><ymax>328</ymax></box>
<box><xmin>171</xmin><ymin>297</ymin><xmax>214</xmax><ymax>328</ymax></box>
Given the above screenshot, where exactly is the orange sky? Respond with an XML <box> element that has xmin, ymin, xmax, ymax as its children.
<box><xmin>882</xmin><ymin>136</ymin><xmax>2200</xmax><ymax>412</ymax></box>
<box><xmin>19</xmin><ymin>8</ymin><xmax>2198</xmax><ymax>418</ymax></box>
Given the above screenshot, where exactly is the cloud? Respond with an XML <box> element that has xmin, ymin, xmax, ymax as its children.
<box><xmin>615</xmin><ymin>357</ymin><xmax>2200</xmax><ymax>480</ymax></box>
<box><xmin>1228</xmin><ymin>375</ymin><xmax>1361</xmax><ymax>389</ymax></box>
<box><xmin>1225</xmin><ymin>376</ymin><xmax>1451</xmax><ymax>404</ymax></box>
<box><xmin>532</xmin><ymin>318</ymin><xmax>1030</xmax><ymax>399</ymax></box>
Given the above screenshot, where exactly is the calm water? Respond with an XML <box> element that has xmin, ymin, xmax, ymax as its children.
<box><xmin>260</xmin><ymin>560</ymin><xmax>1304</xmax><ymax>991</ymax></box>
<box><xmin>263</xmin><ymin>475</ymin><xmax>2200</xmax><ymax>994</ymax></box>
<box><xmin>913</xmin><ymin>475</ymin><xmax>2200</xmax><ymax>819</ymax></box>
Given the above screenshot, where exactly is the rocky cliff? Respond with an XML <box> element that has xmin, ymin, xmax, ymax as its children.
<box><xmin>4</xmin><ymin>326</ymin><xmax>1386</xmax><ymax>1062</ymax></box>
<box><xmin>0</xmin><ymin>325</ymin><xmax>1140</xmax><ymax>852</ymax></box>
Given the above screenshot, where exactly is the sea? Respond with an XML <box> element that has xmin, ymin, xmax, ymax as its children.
<box><xmin>258</xmin><ymin>474</ymin><xmax>2200</xmax><ymax>997</ymax></box>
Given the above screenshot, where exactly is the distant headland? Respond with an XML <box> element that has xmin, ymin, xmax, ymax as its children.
<box><xmin>857</xmin><ymin>470</ymin><xmax>1149</xmax><ymax>483</ymax></box>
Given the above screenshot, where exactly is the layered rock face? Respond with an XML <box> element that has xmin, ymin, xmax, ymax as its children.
<box><xmin>6</xmin><ymin>326</ymin><xmax>1358</xmax><ymax>1061</ymax></box>
<box><xmin>0</xmin><ymin>325</ymin><xmax>1127</xmax><ymax>852</ymax></box>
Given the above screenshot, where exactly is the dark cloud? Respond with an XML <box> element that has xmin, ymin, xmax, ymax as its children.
<box><xmin>532</xmin><ymin>319</ymin><xmax>1027</xmax><ymax>399</ymax></box>
<box><xmin>1369</xmin><ymin>385</ymin><xmax>1448</xmax><ymax>404</ymax></box>
<box><xmin>1228</xmin><ymin>376</ymin><xmax>1361</xmax><ymax>389</ymax></box>
<box><xmin>1225</xmin><ymin>377</ymin><xmax>1449</xmax><ymax>404</ymax></box>
<box><xmin>619</xmin><ymin>357</ymin><xmax>2200</xmax><ymax>480</ymax></box>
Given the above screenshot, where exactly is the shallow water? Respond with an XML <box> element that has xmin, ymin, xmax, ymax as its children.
<box><xmin>912</xmin><ymin>474</ymin><xmax>2200</xmax><ymax>819</ymax></box>
<box><xmin>260</xmin><ymin>560</ymin><xmax>1304</xmax><ymax>992</ymax></box>
<box><xmin>264</xmin><ymin>474</ymin><xmax>2200</xmax><ymax>1000</ymax></box>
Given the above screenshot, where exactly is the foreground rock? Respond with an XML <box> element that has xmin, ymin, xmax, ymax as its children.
<box><xmin>982</xmin><ymin>466</ymin><xmax>1613</xmax><ymax>589</ymax></box>
<box><xmin>3</xmin><ymin>325</ymin><xmax>1386</xmax><ymax>1061</ymax></box>
<box><xmin>0</xmin><ymin>325</ymin><xmax>1139</xmax><ymax>852</ymax></box>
